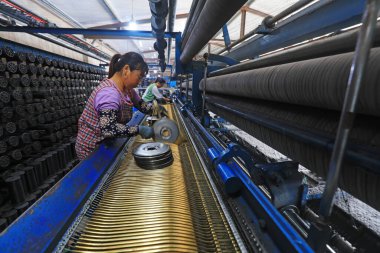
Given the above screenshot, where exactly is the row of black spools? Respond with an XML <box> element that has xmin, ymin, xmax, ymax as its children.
<box><xmin>0</xmin><ymin>76</ymin><xmax>102</xmax><ymax>90</ymax></box>
<box><xmin>1</xmin><ymin>95</ymin><xmax>85</xmax><ymax>115</ymax></box>
<box><xmin>0</xmin><ymin>87</ymin><xmax>93</xmax><ymax>108</ymax></box>
<box><xmin>0</xmin><ymin>123</ymin><xmax>78</xmax><ymax>167</ymax></box>
<box><xmin>0</xmin><ymin>47</ymin><xmax>104</xmax><ymax>231</ymax></box>
<box><xmin>0</xmin><ymin>61</ymin><xmax>105</xmax><ymax>80</ymax></box>
<box><xmin>0</xmin><ymin>46</ymin><xmax>106</xmax><ymax>74</ymax></box>
<box><xmin>0</xmin><ymin>93</ymin><xmax>85</xmax><ymax>162</ymax></box>
<box><xmin>0</xmin><ymin>95</ymin><xmax>86</xmax><ymax>123</ymax></box>
<box><xmin>0</xmin><ymin>113</ymin><xmax>80</xmax><ymax>168</ymax></box>
<box><xmin>0</xmin><ymin>140</ymin><xmax>78</xmax><ymax>231</ymax></box>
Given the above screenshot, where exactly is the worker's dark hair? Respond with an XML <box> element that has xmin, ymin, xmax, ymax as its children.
<box><xmin>108</xmin><ymin>52</ymin><xmax>148</xmax><ymax>78</ymax></box>
<box><xmin>155</xmin><ymin>77</ymin><xmax>166</xmax><ymax>84</ymax></box>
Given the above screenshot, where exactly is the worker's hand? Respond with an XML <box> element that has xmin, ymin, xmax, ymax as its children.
<box><xmin>138</xmin><ymin>126</ymin><xmax>154</xmax><ymax>139</ymax></box>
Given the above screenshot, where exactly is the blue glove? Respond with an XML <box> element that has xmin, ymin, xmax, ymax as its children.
<box><xmin>138</xmin><ymin>126</ymin><xmax>154</xmax><ymax>139</ymax></box>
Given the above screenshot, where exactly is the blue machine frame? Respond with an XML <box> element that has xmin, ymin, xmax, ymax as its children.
<box><xmin>0</xmin><ymin>113</ymin><xmax>145</xmax><ymax>253</ymax></box>
<box><xmin>181</xmin><ymin>105</ymin><xmax>313</xmax><ymax>252</ymax></box>
<box><xmin>0</xmin><ymin>0</ymin><xmax>369</xmax><ymax>251</ymax></box>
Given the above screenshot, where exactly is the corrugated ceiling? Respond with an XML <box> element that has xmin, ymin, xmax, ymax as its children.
<box><xmin>12</xmin><ymin>0</ymin><xmax>300</xmax><ymax>64</ymax></box>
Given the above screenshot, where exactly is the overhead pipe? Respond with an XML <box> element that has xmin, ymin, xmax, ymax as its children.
<box><xmin>183</xmin><ymin>0</ymin><xmax>255</xmax><ymax>53</ymax></box>
<box><xmin>181</xmin><ymin>0</ymin><xmax>199</xmax><ymax>40</ymax></box>
<box><xmin>180</xmin><ymin>0</ymin><xmax>247</xmax><ymax>65</ymax></box>
<box><xmin>210</xmin><ymin>23</ymin><xmax>380</xmax><ymax>77</ymax></box>
<box><xmin>167</xmin><ymin>0</ymin><xmax>177</xmax><ymax>64</ymax></box>
<box><xmin>149</xmin><ymin>0</ymin><xmax>168</xmax><ymax>72</ymax></box>
<box><xmin>180</xmin><ymin>0</ymin><xmax>206</xmax><ymax>51</ymax></box>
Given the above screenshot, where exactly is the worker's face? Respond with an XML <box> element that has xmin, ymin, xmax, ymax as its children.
<box><xmin>122</xmin><ymin>65</ymin><xmax>144</xmax><ymax>88</ymax></box>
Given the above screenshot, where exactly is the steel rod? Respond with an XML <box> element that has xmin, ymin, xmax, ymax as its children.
<box><xmin>181</xmin><ymin>0</ymin><xmax>198</xmax><ymax>39</ymax></box>
<box><xmin>185</xmin><ymin>75</ymin><xmax>189</xmax><ymax>102</ymax></box>
<box><xmin>319</xmin><ymin>0</ymin><xmax>380</xmax><ymax>219</ymax></box>
<box><xmin>201</xmin><ymin>56</ymin><xmax>208</xmax><ymax>120</ymax></box>
<box><xmin>180</xmin><ymin>0</ymin><xmax>206</xmax><ymax>50</ymax></box>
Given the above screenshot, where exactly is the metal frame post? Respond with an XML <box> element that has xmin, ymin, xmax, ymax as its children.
<box><xmin>174</xmin><ymin>32</ymin><xmax>184</xmax><ymax>74</ymax></box>
<box><xmin>178</xmin><ymin>76</ymin><xmax>183</xmax><ymax>100</ymax></box>
<box><xmin>319</xmin><ymin>0</ymin><xmax>380</xmax><ymax>220</ymax></box>
<box><xmin>191</xmin><ymin>61</ymin><xmax>205</xmax><ymax>114</ymax></box>
<box><xmin>201</xmin><ymin>54</ymin><xmax>208</xmax><ymax>121</ymax></box>
<box><xmin>185</xmin><ymin>74</ymin><xmax>190</xmax><ymax>102</ymax></box>
<box><xmin>240</xmin><ymin>9</ymin><xmax>246</xmax><ymax>38</ymax></box>
<box><xmin>306</xmin><ymin>1</ymin><xmax>380</xmax><ymax>251</ymax></box>
<box><xmin>222</xmin><ymin>24</ymin><xmax>231</xmax><ymax>47</ymax></box>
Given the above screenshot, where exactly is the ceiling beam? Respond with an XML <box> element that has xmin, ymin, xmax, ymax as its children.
<box><xmin>209</xmin><ymin>38</ymin><xmax>236</xmax><ymax>43</ymax></box>
<box><xmin>240</xmin><ymin>9</ymin><xmax>246</xmax><ymax>38</ymax></box>
<box><xmin>101</xmin><ymin>0</ymin><xmax>122</xmax><ymax>22</ymax></box>
<box><xmin>144</xmin><ymin>58</ymin><xmax>159</xmax><ymax>62</ymax></box>
<box><xmin>241</xmin><ymin>6</ymin><xmax>269</xmax><ymax>18</ymax></box>
<box><xmin>141</xmin><ymin>49</ymin><xmax>157</xmax><ymax>54</ymax></box>
<box><xmin>142</xmin><ymin>46</ymin><xmax>176</xmax><ymax>54</ymax></box>
<box><xmin>84</xmin><ymin>35</ymin><xmax>157</xmax><ymax>40</ymax></box>
<box><xmin>208</xmin><ymin>41</ymin><xmax>225</xmax><ymax>47</ymax></box>
<box><xmin>89</xmin><ymin>13</ymin><xmax>189</xmax><ymax>29</ymax></box>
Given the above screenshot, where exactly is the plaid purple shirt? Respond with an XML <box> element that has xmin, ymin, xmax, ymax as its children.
<box><xmin>75</xmin><ymin>79</ymin><xmax>112</xmax><ymax>160</ymax></box>
<box><xmin>76</xmin><ymin>78</ymin><xmax>152</xmax><ymax>160</ymax></box>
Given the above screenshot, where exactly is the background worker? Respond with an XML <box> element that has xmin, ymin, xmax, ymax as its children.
<box><xmin>142</xmin><ymin>77</ymin><xmax>171</xmax><ymax>103</ymax></box>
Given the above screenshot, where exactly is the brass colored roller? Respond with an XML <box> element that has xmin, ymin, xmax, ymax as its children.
<box><xmin>65</xmin><ymin>105</ymin><xmax>240</xmax><ymax>252</ymax></box>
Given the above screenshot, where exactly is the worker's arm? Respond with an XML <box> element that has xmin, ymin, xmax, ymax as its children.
<box><xmin>130</xmin><ymin>88</ymin><xmax>153</xmax><ymax>114</ymax></box>
<box><xmin>152</xmin><ymin>85</ymin><xmax>164</xmax><ymax>99</ymax></box>
<box><xmin>95</xmin><ymin>88</ymin><xmax>140</xmax><ymax>138</ymax></box>
<box><xmin>98</xmin><ymin>109</ymin><xmax>139</xmax><ymax>138</ymax></box>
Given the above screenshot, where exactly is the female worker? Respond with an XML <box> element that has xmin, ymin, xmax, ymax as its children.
<box><xmin>75</xmin><ymin>52</ymin><xmax>154</xmax><ymax>160</ymax></box>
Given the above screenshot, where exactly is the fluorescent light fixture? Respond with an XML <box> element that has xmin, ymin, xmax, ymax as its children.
<box><xmin>153</xmin><ymin>70</ymin><xmax>158</xmax><ymax>74</ymax></box>
<box><xmin>128</xmin><ymin>20</ymin><xmax>137</xmax><ymax>30</ymax></box>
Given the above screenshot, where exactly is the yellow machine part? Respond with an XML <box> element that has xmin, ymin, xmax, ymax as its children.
<box><xmin>66</xmin><ymin>105</ymin><xmax>240</xmax><ymax>253</ymax></box>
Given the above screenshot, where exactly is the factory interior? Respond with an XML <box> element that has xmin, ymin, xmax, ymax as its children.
<box><xmin>0</xmin><ymin>0</ymin><xmax>379</xmax><ymax>252</ymax></box>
